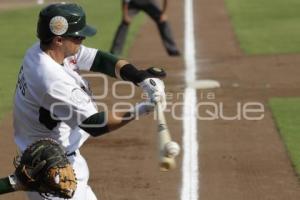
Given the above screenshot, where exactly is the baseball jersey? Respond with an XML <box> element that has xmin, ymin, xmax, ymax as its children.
<box><xmin>14</xmin><ymin>42</ymin><xmax>98</xmax><ymax>153</ymax></box>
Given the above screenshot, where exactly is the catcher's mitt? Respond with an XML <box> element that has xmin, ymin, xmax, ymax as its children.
<box><xmin>14</xmin><ymin>138</ymin><xmax>77</xmax><ymax>199</ymax></box>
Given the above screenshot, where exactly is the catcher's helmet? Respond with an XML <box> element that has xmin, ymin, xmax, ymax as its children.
<box><xmin>37</xmin><ymin>3</ymin><xmax>97</xmax><ymax>42</ymax></box>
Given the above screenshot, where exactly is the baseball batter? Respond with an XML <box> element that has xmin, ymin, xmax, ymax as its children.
<box><xmin>12</xmin><ymin>3</ymin><xmax>166</xmax><ymax>200</ymax></box>
<box><xmin>110</xmin><ymin>0</ymin><xmax>180</xmax><ymax>56</ymax></box>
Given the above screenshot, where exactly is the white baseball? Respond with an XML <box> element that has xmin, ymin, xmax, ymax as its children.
<box><xmin>165</xmin><ymin>141</ymin><xmax>180</xmax><ymax>158</ymax></box>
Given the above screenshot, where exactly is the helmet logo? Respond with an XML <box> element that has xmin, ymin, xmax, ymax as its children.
<box><xmin>49</xmin><ymin>16</ymin><xmax>68</xmax><ymax>36</ymax></box>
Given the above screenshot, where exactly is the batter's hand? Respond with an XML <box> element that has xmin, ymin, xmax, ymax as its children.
<box><xmin>139</xmin><ymin>78</ymin><xmax>167</xmax><ymax>110</ymax></box>
<box><xmin>133</xmin><ymin>101</ymin><xmax>155</xmax><ymax>117</ymax></box>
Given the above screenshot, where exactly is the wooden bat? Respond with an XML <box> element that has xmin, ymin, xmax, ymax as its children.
<box><xmin>155</xmin><ymin>101</ymin><xmax>179</xmax><ymax>171</ymax></box>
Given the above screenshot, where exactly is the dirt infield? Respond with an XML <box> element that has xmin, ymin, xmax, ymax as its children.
<box><xmin>1</xmin><ymin>0</ymin><xmax>300</xmax><ymax>200</ymax></box>
<box><xmin>196</xmin><ymin>0</ymin><xmax>300</xmax><ymax>199</ymax></box>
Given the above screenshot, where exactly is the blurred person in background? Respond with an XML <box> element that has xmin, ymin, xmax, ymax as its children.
<box><xmin>110</xmin><ymin>0</ymin><xmax>180</xmax><ymax>56</ymax></box>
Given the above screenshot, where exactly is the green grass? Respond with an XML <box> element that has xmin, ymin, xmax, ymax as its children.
<box><xmin>0</xmin><ymin>0</ymin><xmax>145</xmax><ymax>121</ymax></box>
<box><xmin>0</xmin><ymin>7</ymin><xmax>40</xmax><ymax>119</ymax></box>
<box><xmin>269</xmin><ymin>98</ymin><xmax>300</xmax><ymax>174</ymax></box>
<box><xmin>224</xmin><ymin>0</ymin><xmax>300</xmax><ymax>55</ymax></box>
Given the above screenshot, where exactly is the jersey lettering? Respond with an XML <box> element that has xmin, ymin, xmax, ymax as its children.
<box><xmin>17</xmin><ymin>66</ymin><xmax>28</xmax><ymax>96</ymax></box>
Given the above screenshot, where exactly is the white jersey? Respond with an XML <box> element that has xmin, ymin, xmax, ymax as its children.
<box><xmin>14</xmin><ymin>42</ymin><xmax>98</xmax><ymax>153</ymax></box>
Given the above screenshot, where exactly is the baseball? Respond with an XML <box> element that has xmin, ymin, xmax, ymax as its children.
<box><xmin>165</xmin><ymin>141</ymin><xmax>180</xmax><ymax>158</ymax></box>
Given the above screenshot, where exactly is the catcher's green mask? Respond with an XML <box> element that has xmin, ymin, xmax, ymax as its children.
<box><xmin>37</xmin><ymin>3</ymin><xmax>97</xmax><ymax>42</ymax></box>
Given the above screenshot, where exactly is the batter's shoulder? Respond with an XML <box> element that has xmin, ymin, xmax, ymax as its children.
<box><xmin>23</xmin><ymin>45</ymin><xmax>74</xmax><ymax>91</ymax></box>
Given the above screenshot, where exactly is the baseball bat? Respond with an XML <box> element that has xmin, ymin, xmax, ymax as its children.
<box><xmin>155</xmin><ymin>102</ymin><xmax>176</xmax><ymax>171</ymax></box>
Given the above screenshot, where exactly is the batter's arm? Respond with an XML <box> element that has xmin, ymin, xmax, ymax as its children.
<box><xmin>90</xmin><ymin>51</ymin><xmax>164</xmax><ymax>85</ymax></box>
<box><xmin>79</xmin><ymin>111</ymin><xmax>132</xmax><ymax>137</ymax></box>
<box><xmin>79</xmin><ymin>102</ymin><xmax>154</xmax><ymax>137</ymax></box>
<box><xmin>89</xmin><ymin>50</ymin><xmax>119</xmax><ymax>78</ymax></box>
<box><xmin>89</xmin><ymin>50</ymin><xmax>134</xmax><ymax>81</ymax></box>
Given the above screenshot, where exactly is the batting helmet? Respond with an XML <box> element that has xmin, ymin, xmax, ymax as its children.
<box><xmin>37</xmin><ymin>3</ymin><xmax>97</xmax><ymax>42</ymax></box>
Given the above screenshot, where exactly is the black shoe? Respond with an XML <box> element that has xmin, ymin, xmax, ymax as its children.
<box><xmin>168</xmin><ymin>49</ymin><xmax>181</xmax><ymax>56</ymax></box>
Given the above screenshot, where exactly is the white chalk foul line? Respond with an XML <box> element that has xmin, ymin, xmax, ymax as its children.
<box><xmin>181</xmin><ymin>0</ymin><xmax>199</xmax><ymax>199</ymax></box>
<box><xmin>182</xmin><ymin>89</ymin><xmax>198</xmax><ymax>200</ymax></box>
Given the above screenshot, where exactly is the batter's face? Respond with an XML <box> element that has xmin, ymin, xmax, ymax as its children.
<box><xmin>62</xmin><ymin>36</ymin><xmax>85</xmax><ymax>57</ymax></box>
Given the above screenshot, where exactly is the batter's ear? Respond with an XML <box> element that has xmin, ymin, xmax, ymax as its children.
<box><xmin>53</xmin><ymin>36</ymin><xmax>63</xmax><ymax>46</ymax></box>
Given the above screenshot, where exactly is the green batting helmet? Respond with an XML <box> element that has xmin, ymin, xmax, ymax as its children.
<box><xmin>37</xmin><ymin>3</ymin><xmax>97</xmax><ymax>42</ymax></box>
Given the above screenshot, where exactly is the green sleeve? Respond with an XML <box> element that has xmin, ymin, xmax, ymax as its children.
<box><xmin>90</xmin><ymin>50</ymin><xmax>118</xmax><ymax>78</ymax></box>
<box><xmin>0</xmin><ymin>177</ymin><xmax>15</xmax><ymax>195</ymax></box>
<box><xmin>79</xmin><ymin>112</ymin><xmax>109</xmax><ymax>137</ymax></box>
